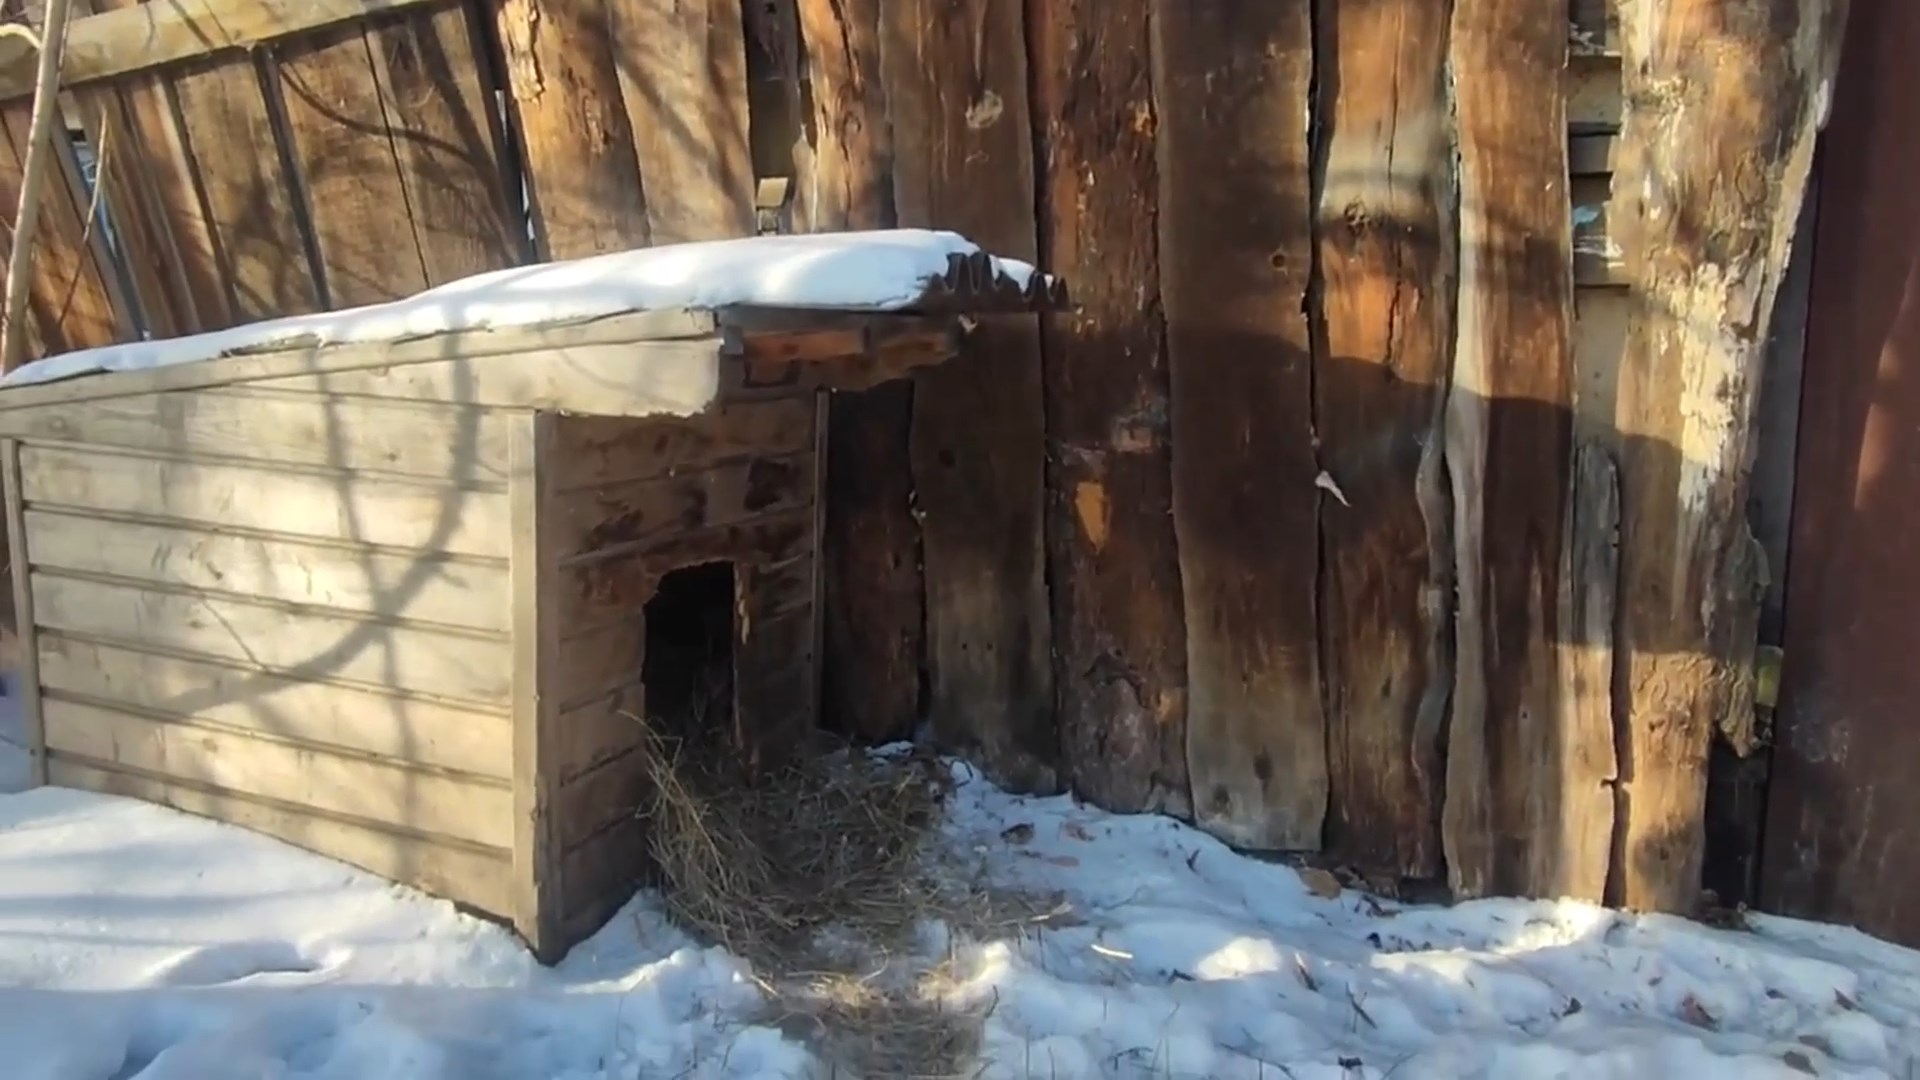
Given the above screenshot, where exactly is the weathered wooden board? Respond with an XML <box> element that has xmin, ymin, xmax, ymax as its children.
<box><xmin>552</xmin><ymin>615</ymin><xmax>644</xmax><ymax>711</ymax></box>
<box><xmin>39</xmin><ymin>634</ymin><xmax>511</xmax><ymax>778</ymax></box>
<box><xmin>550</xmin><ymin>398</ymin><xmax>814</xmax><ymax>492</ymax></box>
<box><xmin>0</xmin><ymin>388</ymin><xmax>511</xmax><ymax>482</ymax></box>
<box><xmin>1763</xmin><ymin>0</ymin><xmax>1919</xmax><ymax>941</ymax></box>
<box><xmin>1441</xmin><ymin>0</ymin><xmax>1579</xmax><ymax>899</ymax></box>
<box><xmin>556</xmin><ymin>746</ymin><xmax>644</xmax><ymax>850</ymax></box>
<box><xmin>493</xmin><ymin>0</ymin><xmax>650</xmax><ymax>258</ymax></box>
<box><xmin>365</xmin><ymin>2</ymin><xmax>526</xmax><ymax>281</ymax></box>
<box><xmin>1542</xmin><ymin>445</ymin><xmax>1621</xmax><ymax>901</ymax></box>
<box><xmin>51</xmin><ymin>757</ymin><xmax>514</xmax><ymax>916</ymax></box>
<box><xmin>272</xmin><ymin>21</ymin><xmax>431</xmax><ymax>307</ymax></box>
<box><xmin>554</xmin><ymin>679</ymin><xmax>645</xmax><ymax>783</ymax></box>
<box><xmin>1611</xmin><ymin>0</ymin><xmax>1846</xmax><ymax>912</ymax></box>
<box><xmin>19</xmin><ymin>444</ymin><xmax>511</xmax><ymax>557</ymax></box>
<box><xmin>1312</xmin><ymin>0</ymin><xmax>1455</xmax><ymax>880</ymax></box>
<box><xmin>1029</xmin><ymin>0</ymin><xmax>1187</xmax><ymax>817</ymax></box>
<box><xmin>1154</xmin><ymin>0</ymin><xmax>1324</xmax><ymax>849</ymax></box>
<box><xmin>33</xmin><ymin>574</ymin><xmax>511</xmax><ymax>704</ymax></box>
<box><xmin>560</xmin><ymin>516</ymin><xmax>811</xmax><ymax>630</ymax></box>
<box><xmin>607</xmin><ymin>0</ymin><xmax>755</xmax><ymax>243</ymax></box>
<box><xmin>3</xmin><ymin>440</ymin><xmax>44</xmax><ymax>786</ymax></box>
<box><xmin>252</xmin><ymin>340</ymin><xmax>723</xmax><ymax>417</ymax></box>
<box><xmin>44</xmin><ymin>698</ymin><xmax>513</xmax><ymax>847</ymax></box>
<box><xmin>0</xmin><ymin>106</ymin><xmax>124</xmax><ymax>354</ymax></box>
<box><xmin>167</xmin><ymin>53</ymin><xmax>323</xmax><ymax>319</ymax></box>
<box><xmin>796</xmin><ymin>0</ymin><xmax>917</xmax><ymax>744</ymax></box>
<box><xmin>733</xmin><ymin>599</ymin><xmax>814</xmax><ymax>775</ymax></box>
<box><xmin>550</xmin><ymin>453</ymin><xmax>815</xmax><ymax>561</ymax></box>
<box><xmin>508</xmin><ymin>410</ymin><xmax>562</xmax><ymax>959</ymax></box>
<box><xmin>882</xmin><ymin>0</ymin><xmax>1055</xmax><ymax>792</ymax></box>
<box><xmin>25</xmin><ymin>510</ymin><xmax>509</xmax><ymax>631</ymax></box>
<box><xmin>0</xmin><ymin>0</ymin><xmax>450</xmax><ymax>101</ymax></box>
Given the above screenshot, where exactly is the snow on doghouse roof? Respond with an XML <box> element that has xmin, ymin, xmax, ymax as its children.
<box><xmin>1</xmin><ymin>229</ymin><xmax>1063</xmax><ymax>390</ymax></box>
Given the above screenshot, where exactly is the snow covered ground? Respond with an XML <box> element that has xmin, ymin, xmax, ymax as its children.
<box><xmin>3</xmin><ymin>694</ymin><xmax>1918</xmax><ymax>1078</ymax></box>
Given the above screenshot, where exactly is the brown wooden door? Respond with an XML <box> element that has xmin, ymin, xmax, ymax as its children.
<box><xmin>1762</xmin><ymin>0</ymin><xmax>1920</xmax><ymax>944</ymax></box>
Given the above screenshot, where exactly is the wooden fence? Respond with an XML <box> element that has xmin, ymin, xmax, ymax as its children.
<box><xmin>0</xmin><ymin>0</ymin><xmax>1844</xmax><ymax>917</ymax></box>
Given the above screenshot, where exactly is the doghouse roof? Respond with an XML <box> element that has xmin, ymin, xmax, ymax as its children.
<box><xmin>0</xmin><ymin>230</ymin><xmax>1067</xmax><ymax>412</ymax></box>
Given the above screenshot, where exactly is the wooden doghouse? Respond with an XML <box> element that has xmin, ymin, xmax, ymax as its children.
<box><xmin>0</xmin><ymin>233</ymin><xmax>1065</xmax><ymax>960</ymax></box>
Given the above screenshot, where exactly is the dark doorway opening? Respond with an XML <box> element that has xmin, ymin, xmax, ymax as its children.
<box><xmin>643</xmin><ymin>562</ymin><xmax>737</xmax><ymax>740</ymax></box>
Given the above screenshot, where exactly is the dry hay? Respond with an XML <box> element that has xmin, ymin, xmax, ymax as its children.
<box><xmin>634</xmin><ymin>722</ymin><xmax>1061</xmax><ymax>1078</ymax></box>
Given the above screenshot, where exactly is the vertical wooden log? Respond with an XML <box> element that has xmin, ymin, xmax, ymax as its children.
<box><xmin>493</xmin><ymin>0</ymin><xmax>650</xmax><ymax>258</ymax></box>
<box><xmin>882</xmin><ymin>0</ymin><xmax>1056</xmax><ymax>791</ymax></box>
<box><xmin>796</xmin><ymin>0</ymin><xmax>920</xmax><ymax>743</ymax></box>
<box><xmin>1030</xmin><ymin>0</ymin><xmax>1188</xmax><ymax>815</ymax></box>
<box><xmin>1611</xmin><ymin>0</ymin><xmax>1847</xmax><ymax>912</ymax></box>
<box><xmin>1311</xmin><ymin>0</ymin><xmax>1455</xmax><ymax>880</ymax></box>
<box><xmin>1441</xmin><ymin>0</ymin><xmax>1579</xmax><ymax>898</ymax></box>
<box><xmin>1155</xmin><ymin>1</ymin><xmax>1324</xmax><ymax>849</ymax></box>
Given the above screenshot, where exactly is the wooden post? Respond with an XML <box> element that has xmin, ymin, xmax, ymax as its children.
<box><xmin>1609</xmin><ymin>0</ymin><xmax>1849</xmax><ymax>912</ymax></box>
<box><xmin>1031</xmin><ymin>0</ymin><xmax>1189</xmax><ymax>817</ymax></box>
<box><xmin>1</xmin><ymin>0</ymin><xmax>74</xmax><ymax>371</ymax></box>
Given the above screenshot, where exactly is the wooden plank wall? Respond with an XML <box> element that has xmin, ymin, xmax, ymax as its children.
<box><xmin>0</xmin><ymin>387</ymin><xmax>520</xmax><ymax>915</ymax></box>
<box><xmin>543</xmin><ymin>396</ymin><xmax>817</xmax><ymax>946</ymax></box>
<box><xmin>0</xmin><ymin>0</ymin><xmax>1844</xmax><ymax>917</ymax></box>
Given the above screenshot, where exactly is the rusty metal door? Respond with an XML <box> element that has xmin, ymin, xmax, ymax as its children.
<box><xmin>1762</xmin><ymin>0</ymin><xmax>1920</xmax><ymax>943</ymax></box>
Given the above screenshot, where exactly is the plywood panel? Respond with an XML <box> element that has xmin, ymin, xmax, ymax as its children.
<box><xmin>1441</xmin><ymin>0</ymin><xmax>1580</xmax><ymax>899</ymax></box>
<box><xmin>882</xmin><ymin>0</ymin><xmax>1054</xmax><ymax>793</ymax></box>
<box><xmin>50</xmin><ymin>757</ymin><xmax>514</xmax><ymax>916</ymax></box>
<box><xmin>38</xmin><ymin>634</ymin><xmax>511</xmax><ymax>778</ymax></box>
<box><xmin>20</xmin><ymin>444</ymin><xmax>510</xmax><ymax>558</ymax></box>
<box><xmin>24</xmin><ymin>510</ymin><xmax>509</xmax><ymax>631</ymax></box>
<box><xmin>0</xmin><ymin>388</ymin><xmax>511</xmax><ymax>483</ymax></box>
<box><xmin>1155</xmin><ymin>0</ymin><xmax>1324</xmax><ymax>849</ymax></box>
<box><xmin>32</xmin><ymin>574</ymin><xmax>511</xmax><ymax>704</ymax></box>
<box><xmin>1030</xmin><ymin>0</ymin><xmax>1187</xmax><ymax>818</ymax></box>
<box><xmin>44</xmin><ymin>698</ymin><xmax>513</xmax><ymax>848</ymax></box>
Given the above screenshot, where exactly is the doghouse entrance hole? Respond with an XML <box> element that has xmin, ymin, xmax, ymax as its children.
<box><xmin>644</xmin><ymin>561</ymin><xmax>736</xmax><ymax>739</ymax></box>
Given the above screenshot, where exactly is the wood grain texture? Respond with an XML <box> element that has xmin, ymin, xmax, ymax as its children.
<box><xmin>272</xmin><ymin>22</ymin><xmax>430</xmax><ymax>308</ymax></box>
<box><xmin>493</xmin><ymin>0</ymin><xmax>650</xmax><ymax>258</ymax></box>
<box><xmin>550</xmin><ymin>397</ymin><xmax>815</xmax><ymax>493</ymax></box>
<box><xmin>44</xmin><ymin>697</ymin><xmax>513</xmax><ymax>847</ymax></box>
<box><xmin>1543</xmin><ymin>445</ymin><xmax>1620</xmax><ymax>901</ymax></box>
<box><xmin>0</xmin><ymin>388</ymin><xmax>511</xmax><ymax>482</ymax></box>
<box><xmin>365</xmin><ymin>2</ymin><xmax>527</xmax><ymax>281</ymax></box>
<box><xmin>881</xmin><ymin>0</ymin><xmax>1055</xmax><ymax>792</ymax></box>
<box><xmin>2</xmin><ymin>440</ymin><xmax>44</xmax><ymax>786</ymax></box>
<box><xmin>1154</xmin><ymin>0</ymin><xmax>1324</xmax><ymax>849</ymax></box>
<box><xmin>19</xmin><ymin>443</ymin><xmax>511</xmax><ymax>557</ymax></box>
<box><xmin>549</xmin><ymin>453</ymin><xmax>815</xmax><ymax>561</ymax></box>
<box><xmin>508</xmin><ymin>410</ymin><xmax>563</xmax><ymax>960</ymax></box>
<box><xmin>1610</xmin><ymin>0</ymin><xmax>1846</xmax><ymax>911</ymax></box>
<box><xmin>1029</xmin><ymin>0</ymin><xmax>1187</xmax><ymax>817</ymax></box>
<box><xmin>1311</xmin><ymin>0</ymin><xmax>1455</xmax><ymax>880</ymax></box>
<box><xmin>39</xmin><ymin>634</ymin><xmax>512</xmax><ymax>778</ymax></box>
<box><xmin>24</xmin><ymin>510</ymin><xmax>509</xmax><ymax>631</ymax></box>
<box><xmin>1441</xmin><ymin>0</ymin><xmax>1578</xmax><ymax>898</ymax></box>
<box><xmin>0</xmin><ymin>0</ymin><xmax>449</xmax><ymax>100</ymax></box>
<box><xmin>796</xmin><ymin>0</ymin><xmax>918</xmax><ymax>744</ymax></box>
<box><xmin>31</xmin><ymin>573</ymin><xmax>511</xmax><ymax>704</ymax></box>
<box><xmin>0</xmin><ymin>106</ymin><xmax>124</xmax><ymax>354</ymax></box>
<box><xmin>168</xmin><ymin>53</ymin><xmax>323</xmax><ymax>320</ymax></box>
<box><xmin>607</xmin><ymin>0</ymin><xmax>755</xmax><ymax>243</ymax></box>
<box><xmin>51</xmin><ymin>757</ymin><xmax>514</xmax><ymax>916</ymax></box>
